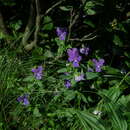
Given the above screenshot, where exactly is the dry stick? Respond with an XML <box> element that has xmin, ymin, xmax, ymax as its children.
<box><xmin>69</xmin><ymin>30</ymin><xmax>98</xmax><ymax>42</ymax></box>
<box><xmin>21</xmin><ymin>0</ymin><xmax>35</xmax><ymax>46</ymax></box>
<box><xmin>67</xmin><ymin>9</ymin><xmax>75</xmax><ymax>42</ymax></box>
<box><xmin>24</xmin><ymin>0</ymin><xmax>41</xmax><ymax>51</ymax></box>
<box><xmin>23</xmin><ymin>0</ymin><xmax>65</xmax><ymax>51</ymax></box>
<box><xmin>67</xmin><ymin>9</ymin><xmax>79</xmax><ymax>42</ymax></box>
<box><xmin>67</xmin><ymin>1</ymin><xmax>97</xmax><ymax>42</ymax></box>
<box><xmin>67</xmin><ymin>1</ymin><xmax>87</xmax><ymax>42</ymax></box>
<box><xmin>67</xmin><ymin>8</ymin><xmax>74</xmax><ymax>42</ymax></box>
<box><xmin>69</xmin><ymin>35</ymin><xmax>97</xmax><ymax>42</ymax></box>
<box><xmin>33</xmin><ymin>0</ymin><xmax>40</xmax><ymax>45</ymax></box>
<box><xmin>42</xmin><ymin>0</ymin><xmax>66</xmax><ymax>17</ymax></box>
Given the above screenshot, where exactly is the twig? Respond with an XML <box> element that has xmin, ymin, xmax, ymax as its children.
<box><xmin>69</xmin><ymin>35</ymin><xmax>97</xmax><ymax>42</ymax></box>
<box><xmin>33</xmin><ymin>0</ymin><xmax>41</xmax><ymax>46</ymax></box>
<box><xmin>24</xmin><ymin>0</ymin><xmax>41</xmax><ymax>51</ymax></box>
<box><xmin>67</xmin><ymin>9</ymin><xmax>79</xmax><ymax>42</ymax></box>
<box><xmin>69</xmin><ymin>31</ymin><xmax>98</xmax><ymax>42</ymax></box>
<box><xmin>21</xmin><ymin>0</ymin><xmax>35</xmax><ymax>46</ymax></box>
<box><xmin>42</xmin><ymin>0</ymin><xmax>66</xmax><ymax>16</ymax></box>
<box><xmin>67</xmin><ymin>8</ymin><xmax>74</xmax><ymax>41</ymax></box>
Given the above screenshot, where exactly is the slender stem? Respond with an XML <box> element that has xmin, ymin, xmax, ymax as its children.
<box><xmin>42</xmin><ymin>0</ymin><xmax>65</xmax><ymax>16</ymax></box>
<box><xmin>33</xmin><ymin>0</ymin><xmax>41</xmax><ymax>46</ymax></box>
<box><xmin>117</xmin><ymin>71</ymin><xmax>130</xmax><ymax>88</ymax></box>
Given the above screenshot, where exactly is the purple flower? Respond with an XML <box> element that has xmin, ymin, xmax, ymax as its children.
<box><xmin>17</xmin><ymin>94</ymin><xmax>29</xmax><ymax>106</ymax></box>
<box><xmin>92</xmin><ymin>59</ymin><xmax>105</xmax><ymax>72</ymax></box>
<box><xmin>56</xmin><ymin>27</ymin><xmax>67</xmax><ymax>40</ymax></box>
<box><xmin>64</xmin><ymin>80</ymin><xmax>71</xmax><ymax>88</ymax></box>
<box><xmin>32</xmin><ymin>66</ymin><xmax>43</xmax><ymax>80</ymax></box>
<box><xmin>67</xmin><ymin>48</ymin><xmax>82</xmax><ymax>67</ymax></box>
<box><xmin>80</xmin><ymin>47</ymin><xmax>89</xmax><ymax>55</ymax></box>
<box><xmin>75</xmin><ymin>74</ymin><xmax>85</xmax><ymax>82</ymax></box>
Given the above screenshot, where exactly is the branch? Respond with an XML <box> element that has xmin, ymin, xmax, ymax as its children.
<box><xmin>21</xmin><ymin>0</ymin><xmax>35</xmax><ymax>46</ymax></box>
<box><xmin>24</xmin><ymin>0</ymin><xmax>65</xmax><ymax>51</ymax></box>
<box><xmin>67</xmin><ymin>9</ymin><xmax>79</xmax><ymax>42</ymax></box>
<box><xmin>69</xmin><ymin>32</ymin><xmax>98</xmax><ymax>42</ymax></box>
<box><xmin>69</xmin><ymin>35</ymin><xmax>97</xmax><ymax>42</ymax></box>
<box><xmin>42</xmin><ymin>0</ymin><xmax>66</xmax><ymax>16</ymax></box>
<box><xmin>24</xmin><ymin>0</ymin><xmax>41</xmax><ymax>51</ymax></box>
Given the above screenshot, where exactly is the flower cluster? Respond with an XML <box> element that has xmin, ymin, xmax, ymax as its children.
<box><xmin>92</xmin><ymin>59</ymin><xmax>105</xmax><ymax>72</ymax></box>
<box><xmin>75</xmin><ymin>74</ymin><xmax>85</xmax><ymax>82</ymax></box>
<box><xmin>67</xmin><ymin>48</ymin><xmax>82</xmax><ymax>67</ymax></box>
<box><xmin>64</xmin><ymin>80</ymin><xmax>71</xmax><ymax>88</ymax></box>
<box><xmin>56</xmin><ymin>27</ymin><xmax>67</xmax><ymax>40</ymax></box>
<box><xmin>32</xmin><ymin>66</ymin><xmax>43</xmax><ymax>80</ymax></box>
<box><xmin>17</xmin><ymin>94</ymin><xmax>29</xmax><ymax>106</ymax></box>
<box><xmin>80</xmin><ymin>47</ymin><xmax>89</xmax><ymax>56</ymax></box>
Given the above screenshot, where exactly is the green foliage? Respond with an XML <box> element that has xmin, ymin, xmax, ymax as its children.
<box><xmin>42</xmin><ymin>16</ymin><xmax>54</xmax><ymax>31</ymax></box>
<box><xmin>84</xmin><ymin>1</ymin><xmax>96</xmax><ymax>15</ymax></box>
<box><xmin>86</xmin><ymin>72</ymin><xmax>99</xmax><ymax>80</ymax></box>
<box><xmin>0</xmin><ymin>0</ymin><xmax>130</xmax><ymax>129</ymax></box>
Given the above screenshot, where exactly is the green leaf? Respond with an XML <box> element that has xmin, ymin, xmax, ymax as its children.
<box><xmin>125</xmin><ymin>61</ymin><xmax>130</xmax><ymax>68</ymax></box>
<box><xmin>32</xmin><ymin>47</ymin><xmax>43</xmax><ymax>55</ymax></box>
<box><xmin>87</xmin><ymin>9</ymin><xmax>96</xmax><ymax>15</ymax></box>
<box><xmin>0</xmin><ymin>32</ymin><xmax>6</xmax><ymax>39</ymax></box>
<box><xmin>23</xmin><ymin>76</ymin><xmax>34</xmax><ymax>82</ymax></box>
<box><xmin>33</xmin><ymin>107</ymin><xmax>42</xmax><ymax>117</ymax></box>
<box><xmin>57</xmin><ymin>68</ymin><xmax>67</xmax><ymax>73</ymax></box>
<box><xmin>105</xmin><ymin>103</ymin><xmax>127</xmax><ymax>130</ymax></box>
<box><xmin>103</xmin><ymin>66</ymin><xmax>121</xmax><ymax>75</ymax></box>
<box><xmin>84</xmin><ymin>20</ymin><xmax>95</xmax><ymax>28</ymax></box>
<box><xmin>124</xmin><ymin>52</ymin><xmax>130</xmax><ymax>59</ymax></box>
<box><xmin>85</xmin><ymin>1</ymin><xmax>95</xmax><ymax>8</ymax></box>
<box><xmin>43</xmin><ymin>16</ymin><xmax>53</xmax><ymax>30</ymax></box>
<box><xmin>126</xmin><ymin>12</ymin><xmax>130</xmax><ymax>17</ymax></box>
<box><xmin>44</xmin><ymin>50</ymin><xmax>54</xmax><ymax>58</ymax></box>
<box><xmin>125</xmin><ymin>76</ymin><xmax>130</xmax><ymax>85</ymax></box>
<box><xmin>9</xmin><ymin>20</ymin><xmax>22</xmax><ymax>31</ymax></box>
<box><xmin>99</xmin><ymin>87</ymin><xmax>121</xmax><ymax>103</ymax></box>
<box><xmin>76</xmin><ymin>111</ymin><xmax>105</xmax><ymax>130</ymax></box>
<box><xmin>80</xmin><ymin>93</ymin><xmax>88</xmax><ymax>103</ymax></box>
<box><xmin>2</xmin><ymin>0</ymin><xmax>16</xmax><ymax>6</ymax></box>
<box><xmin>84</xmin><ymin>1</ymin><xmax>96</xmax><ymax>15</ymax></box>
<box><xmin>86</xmin><ymin>72</ymin><xmax>99</xmax><ymax>80</ymax></box>
<box><xmin>64</xmin><ymin>90</ymin><xmax>76</xmax><ymax>102</ymax></box>
<box><xmin>118</xmin><ymin>23</ymin><xmax>127</xmax><ymax>33</ymax></box>
<box><xmin>59</xmin><ymin>6</ymin><xmax>72</xmax><ymax>11</ymax></box>
<box><xmin>36</xmin><ymin>80</ymin><xmax>43</xmax><ymax>87</ymax></box>
<box><xmin>113</xmin><ymin>35</ymin><xmax>123</xmax><ymax>47</ymax></box>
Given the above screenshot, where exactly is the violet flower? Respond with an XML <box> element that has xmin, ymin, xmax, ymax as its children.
<box><xmin>32</xmin><ymin>66</ymin><xmax>43</xmax><ymax>80</ymax></box>
<box><xmin>56</xmin><ymin>27</ymin><xmax>67</xmax><ymax>40</ymax></box>
<box><xmin>80</xmin><ymin>47</ymin><xmax>89</xmax><ymax>55</ymax></box>
<box><xmin>17</xmin><ymin>94</ymin><xmax>29</xmax><ymax>106</ymax></box>
<box><xmin>64</xmin><ymin>80</ymin><xmax>71</xmax><ymax>88</ymax></box>
<box><xmin>75</xmin><ymin>74</ymin><xmax>85</xmax><ymax>82</ymax></box>
<box><xmin>92</xmin><ymin>59</ymin><xmax>105</xmax><ymax>72</ymax></box>
<box><xmin>67</xmin><ymin>48</ymin><xmax>82</xmax><ymax>67</ymax></box>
